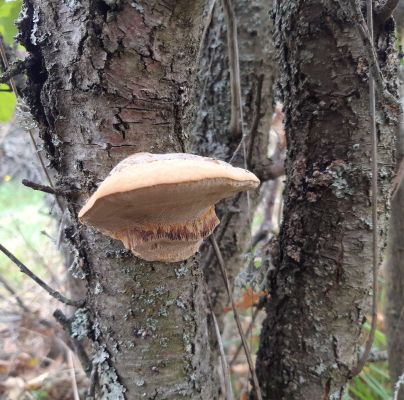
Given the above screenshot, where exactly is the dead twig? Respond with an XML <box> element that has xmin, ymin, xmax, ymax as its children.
<box><xmin>210</xmin><ymin>236</ymin><xmax>263</xmax><ymax>400</ymax></box>
<box><xmin>0</xmin><ymin>244</ymin><xmax>84</xmax><ymax>307</ymax></box>
<box><xmin>208</xmin><ymin>295</ymin><xmax>234</xmax><ymax>400</ymax></box>
<box><xmin>375</xmin><ymin>0</ymin><xmax>399</xmax><ymax>24</ymax></box>
<box><xmin>222</xmin><ymin>0</ymin><xmax>244</xmax><ymax>139</ymax></box>
<box><xmin>22</xmin><ymin>179</ymin><xmax>73</xmax><ymax>197</ymax></box>
<box><xmin>0</xmin><ymin>36</ymin><xmax>63</xmax><ymax>212</ymax></box>
<box><xmin>0</xmin><ymin>35</ymin><xmax>17</xmax><ymax>94</ymax></box>
<box><xmin>86</xmin><ymin>360</ymin><xmax>98</xmax><ymax>400</ymax></box>
<box><xmin>0</xmin><ymin>274</ymin><xmax>30</xmax><ymax>313</ymax></box>
<box><xmin>0</xmin><ymin>58</ymin><xmax>30</xmax><ymax>85</ymax></box>
<box><xmin>338</xmin><ymin>0</ymin><xmax>399</xmax><ymax>110</ymax></box>
<box><xmin>229</xmin><ymin>306</ymin><xmax>260</xmax><ymax>367</ymax></box>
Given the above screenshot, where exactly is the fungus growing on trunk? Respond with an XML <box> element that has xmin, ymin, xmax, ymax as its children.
<box><xmin>79</xmin><ymin>153</ymin><xmax>259</xmax><ymax>262</ymax></box>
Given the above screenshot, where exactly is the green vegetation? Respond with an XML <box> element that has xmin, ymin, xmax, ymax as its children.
<box><xmin>0</xmin><ymin>178</ymin><xmax>57</xmax><ymax>288</ymax></box>
<box><xmin>0</xmin><ymin>0</ymin><xmax>21</xmax><ymax>122</ymax></box>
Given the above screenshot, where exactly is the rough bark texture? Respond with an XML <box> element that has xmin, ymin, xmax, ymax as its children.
<box><xmin>256</xmin><ymin>1</ymin><xmax>399</xmax><ymax>399</ymax></box>
<box><xmin>385</xmin><ymin>130</ymin><xmax>404</xmax><ymax>398</ymax></box>
<box><xmin>385</xmin><ymin>68</ymin><xmax>404</xmax><ymax>399</ymax></box>
<box><xmin>18</xmin><ymin>1</ymin><xmax>217</xmax><ymax>398</ymax></box>
<box><xmin>193</xmin><ymin>0</ymin><xmax>276</xmax><ymax>315</ymax></box>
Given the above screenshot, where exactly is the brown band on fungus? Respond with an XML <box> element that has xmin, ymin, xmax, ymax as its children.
<box><xmin>112</xmin><ymin>207</ymin><xmax>219</xmax><ymax>244</ymax></box>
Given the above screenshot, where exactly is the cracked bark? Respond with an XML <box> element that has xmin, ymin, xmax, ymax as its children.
<box><xmin>193</xmin><ymin>0</ymin><xmax>277</xmax><ymax>316</ymax></box>
<box><xmin>18</xmin><ymin>0</ymin><xmax>217</xmax><ymax>398</ymax></box>
<box><xmin>385</xmin><ymin>10</ymin><xmax>404</xmax><ymax>398</ymax></box>
<box><xmin>256</xmin><ymin>1</ymin><xmax>399</xmax><ymax>399</ymax></box>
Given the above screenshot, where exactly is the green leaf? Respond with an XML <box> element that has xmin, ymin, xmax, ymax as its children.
<box><xmin>0</xmin><ymin>0</ymin><xmax>22</xmax><ymax>45</ymax></box>
<box><xmin>0</xmin><ymin>83</ymin><xmax>16</xmax><ymax>122</ymax></box>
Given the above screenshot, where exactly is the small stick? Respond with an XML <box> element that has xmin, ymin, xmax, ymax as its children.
<box><xmin>67</xmin><ymin>349</ymin><xmax>80</xmax><ymax>400</ymax></box>
<box><xmin>0</xmin><ymin>36</ymin><xmax>63</xmax><ymax>212</ymax></box>
<box><xmin>0</xmin><ymin>35</ymin><xmax>17</xmax><ymax>94</ymax></box>
<box><xmin>351</xmin><ymin>0</ymin><xmax>379</xmax><ymax>377</ymax></box>
<box><xmin>86</xmin><ymin>360</ymin><xmax>98</xmax><ymax>400</ymax></box>
<box><xmin>210</xmin><ymin>236</ymin><xmax>263</xmax><ymax>400</ymax></box>
<box><xmin>0</xmin><ymin>58</ymin><xmax>29</xmax><ymax>84</ymax></box>
<box><xmin>222</xmin><ymin>0</ymin><xmax>244</xmax><ymax>139</ymax></box>
<box><xmin>230</xmin><ymin>306</ymin><xmax>260</xmax><ymax>367</ymax></box>
<box><xmin>339</xmin><ymin>0</ymin><xmax>399</xmax><ymax>109</ymax></box>
<box><xmin>22</xmin><ymin>178</ymin><xmax>72</xmax><ymax>196</ymax></box>
<box><xmin>0</xmin><ymin>244</ymin><xmax>84</xmax><ymax>307</ymax></box>
<box><xmin>375</xmin><ymin>0</ymin><xmax>399</xmax><ymax>24</ymax></box>
<box><xmin>0</xmin><ymin>274</ymin><xmax>30</xmax><ymax>313</ymax></box>
<box><xmin>208</xmin><ymin>294</ymin><xmax>234</xmax><ymax>400</ymax></box>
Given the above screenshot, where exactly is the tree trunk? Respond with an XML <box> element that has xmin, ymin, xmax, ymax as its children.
<box><xmin>194</xmin><ymin>0</ymin><xmax>277</xmax><ymax>316</ymax></box>
<box><xmin>385</xmin><ymin>44</ymin><xmax>404</xmax><ymax>400</ymax></box>
<box><xmin>18</xmin><ymin>1</ymin><xmax>217</xmax><ymax>398</ymax></box>
<box><xmin>385</xmin><ymin>8</ymin><xmax>404</xmax><ymax>397</ymax></box>
<box><xmin>385</xmin><ymin>120</ymin><xmax>404</xmax><ymax>398</ymax></box>
<box><xmin>256</xmin><ymin>1</ymin><xmax>399</xmax><ymax>399</ymax></box>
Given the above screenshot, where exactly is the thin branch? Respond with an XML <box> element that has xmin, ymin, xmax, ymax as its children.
<box><xmin>22</xmin><ymin>178</ymin><xmax>73</xmax><ymax>196</ymax></box>
<box><xmin>198</xmin><ymin>0</ymin><xmax>217</xmax><ymax>60</ymax></box>
<box><xmin>394</xmin><ymin>370</ymin><xmax>404</xmax><ymax>400</ymax></box>
<box><xmin>254</xmin><ymin>159</ymin><xmax>285</xmax><ymax>182</ymax></box>
<box><xmin>208</xmin><ymin>295</ymin><xmax>234</xmax><ymax>400</ymax></box>
<box><xmin>0</xmin><ymin>35</ymin><xmax>17</xmax><ymax>94</ymax></box>
<box><xmin>0</xmin><ymin>243</ymin><xmax>84</xmax><ymax>307</ymax></box>
<box><xmin>0</xmin><ymin>58</ymin><xmax>29</xmax><ymax>84</ymax></box>
<box><xmin>339</xmin><ymin>0</ymin><xmax>399</xmax><ymax>109</ymax></box>
<box><xmin>210</xmin><ymin>236</ymin><xmax>263</xmax><ymax>400</ymax></box>
<box><xmin>67</xmin><ymin>349</ymin><xmax>80</xmax><ymax>400</ymax></box>
<box><xmin>222</xmin><ymin>0</ymin><xmax>244</xmax><ymax>138</ymax></box>
<box><xmin>86</xmin><ymin>360</ymin><xmax>98</xmax><ymax>400</ymax></box>
<box><xmin>230</xmin><ymin>306</ymin><xmax>260</xmax><ymax>367</ymax></box>
<box><xmin>367</xmin><ymin>350</ymin><xmax>388</xmax><ymax>363</ymax></box>
<box><xmin>0</xmin><ymin>274</ymin><xmax>30</xmax><ymax>313</ymax></box>
<box><xmin>375</xmin><ymin>0</ymin><xmax>400</xmax><ymax>23</ymax></box>
<box><xmin>351</xmin><ymin>0</ymin><xmax>379</xmax><ymax>377</ymax></box>
<box><xmin>0</xmin><ymin>36</ymin><xmax>63</xmax><ymax>212</ymax></box>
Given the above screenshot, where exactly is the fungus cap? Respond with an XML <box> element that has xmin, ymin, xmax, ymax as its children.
<box><xmin>79</xmin><ymin>152</ymin><xmax>260</xmax><ymax>262</ymax></box>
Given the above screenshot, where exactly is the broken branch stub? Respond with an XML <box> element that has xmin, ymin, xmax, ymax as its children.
<box><xmin>79</xmin><ymin>153</ymin><xmax>259</xmax><ymax>263</ymax></box>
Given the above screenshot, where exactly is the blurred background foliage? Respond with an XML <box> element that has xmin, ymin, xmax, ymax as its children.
<box><xmin>0</xmin><ymin>0</ymin><xmax>20</xmax><ymax>122</ymax></box>
<box><xmin>0</xmin><ymin>1</ymin><xmax>402</xmax><ymax>399</ymax></box>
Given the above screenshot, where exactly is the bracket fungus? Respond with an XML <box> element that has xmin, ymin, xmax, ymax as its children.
<box><xmin>79</xmin><ymin>153</ymin><xmax>259</xmax><ymax>263</ymax></box>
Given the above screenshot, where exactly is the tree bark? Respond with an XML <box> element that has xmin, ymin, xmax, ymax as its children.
<box><xmin>385</xmin><ymin>58</ymin><xmax>404</xmax><ymax>400</ymax></box>
<box><xmin>18</xmin><ymin>1</ymin><xmax>217</xmax><ymax>398</ymax></box>
<box><xmin>256</xmin><ymin>1</ymin><xmax>399</xmax><ymax>399</ymax></box>
<box><xmin>194</xmin><ymin>0</ymin><xmax>277</xmax><ymax>316</ymax></box>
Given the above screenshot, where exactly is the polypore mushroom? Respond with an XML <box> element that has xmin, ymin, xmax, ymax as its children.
<box><xmin>78</xmin><ymin>153</ymin><xmax>259</xmax><ymax>263</ymax></box>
